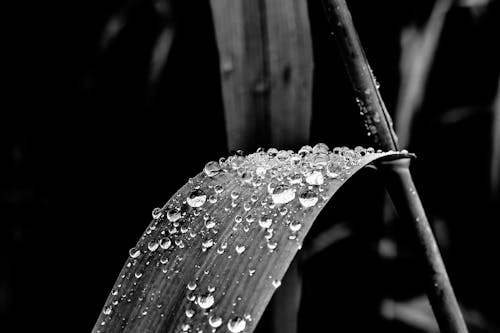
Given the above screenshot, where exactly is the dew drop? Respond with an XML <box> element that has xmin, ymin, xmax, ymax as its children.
<box><xmin>271</xmin><ymin>184</ymin><xmax>295</xmax><ymax>204</ymax></box>
<box><xmin>185</xmin><ymin>309</ymin><xmax>195</xmax><ymax>318</ymax></box>
<box><xmin>129</xmin><ymin>247</ymin><xmax>141</xmax><ymax>259</ymax></box>
<box><xmin>326</xmin><ymin>161</ymin><xmax>343</xmax><ymax>178</ymax></box>
<box><xmin>202</xmin><ymin>239</ymin><xmax>214</xmax><ymax>250</ymax></box>
<box><xmin>187</xmin><ymin>189</ymin><xmax>207</xmax><ymax>208</ymax></box>
<box><xmin>148</xmin><ymin>240</ymin><xmax>159</xmax><ymax>252</ymax></box>
<box><xmin>187</xmin><ymin>281</ymin><xmax>197</xmax><ymax>291</ymax></box>
<box><xmin>305</xmin><ymin>171</ymin><xmax>324</xmax><ymax>185</ymax></box>
<box><xmin>152</xmin><ymin>207</ymin><xmax>163</xmax><ymax>219</ymax></box>
<box><xmin>209</xmin><ymin>315</ymin><xmax>223</xmax><ymax>328</ymax></box>
<box><xmin>197</xmin><ymin>293</ymin><xmax>215</xmax><ymax>309</ymax></box>
<box><xmin>167</xmin><ymin>207</ymin><xmax>182</xmax><ymax>222</ymax></box>
<box><xmin>289</xmin><ymin>220</ymin><xmax>303</xmax><ymax>232</ymax></box>
<box><xmin>234</xmin><ymin>215</ymin><xmax>243</xmax><ymax>223</ymax></box>
<box><xmin>231</xmin><ymin>190</ymin><xmax>240</xmax><ymax>200</ymax></box>
<box><xmin>312</xmin><ymin>143</ymin><xmax>329</xmax><ymax>154</ymax></box>
<box><xmin>214</xmin><ymin>185</ymin><xmax>224</xmax><ymax>194</ymax></box>
<box><xmin>204</xmin><ymin>161</ymin><xmax>221</xmax><ymax>177</ymax></box>
<box><xmin>272</xmin><ymin>280</ymin><xmax>282</xmax><ymax>288</ymax></box>
<box><xmin>227</xmin><ymin>317</ymin><xmax>246</xmax><ymax>333</ymax></box>
<box><xmin>298</xmin><ymin>188</ymin><xmax>319</xmax><ymax>208</ymax></box>
<box><xmin>159</xmin><ymin>237</ymin><xmax>172</xmax><ymax>250</ymax></box>
<box><xmin>259</xmin><ymin>215</ymin><xmax>273</xmax><ymax>229</ymax></box>
<box><xmin>205</xmin><ymin>218</ymin><xmax>216</xmax><ymax>229</ymax></box>
<box><xmin>235</xmin><ymin>245</ymin><xmax>246</xmax><ymax>254</ymax></box>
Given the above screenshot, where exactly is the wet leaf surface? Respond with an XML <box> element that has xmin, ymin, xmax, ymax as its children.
<box><xmin>92</xmin><ymin>145</ymin><xmax>407</xmax><ymax>333</ymax></box>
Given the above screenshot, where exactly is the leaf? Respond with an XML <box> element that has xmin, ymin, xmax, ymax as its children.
<box><xmin>92</xmin><ymin>145</ymin><xmax>407</xmax><ymax>333</ymax></box>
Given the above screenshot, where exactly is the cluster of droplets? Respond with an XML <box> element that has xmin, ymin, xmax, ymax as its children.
<box><xmin>100</xmin><ymin>144</ymin><xmax>377</xmax><ymax>332</ymax></box>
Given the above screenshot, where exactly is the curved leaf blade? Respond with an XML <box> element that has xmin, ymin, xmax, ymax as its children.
<box><xmin>92</xmin><ymin>147</ymin><xmax>405</xmax><ymax>333</ymax></box>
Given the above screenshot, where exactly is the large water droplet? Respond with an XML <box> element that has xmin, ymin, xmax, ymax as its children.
<box><xmin>204</xmin><ymin>161</ymin><xmax>221</xmax><ymax>177</ymax></box>
<box><xmin>227</xmin><ymin>317</ymin><xmax>247</xmax><ymax>333</ymax></box>
<box><xmin>272</xmin><ymin>280</ymin><xmax>282</xmax><ymax>288</ymax></box>
<box><xmin>197</xmin><ymin>293</ymin><xmax>215</xmax><ymax>309</ymax></box>
<box><xmin>271</xmin><ymin>184</ymin><xmax>295</xmax><ymax>204</ymax></box>
<box><xmin>187</xmin><ymin>189</ymin><xmax>207</xmax><ymax>208</ymax></box>
<box><xmin>298</xmin><ymin>188</ymin><xmax>319</xmax><ymax>208</ymax></box>
<box><xmin>209</xmin><ymin>315</ymin><xmax>223</xmax><ymax>328</ymax></box>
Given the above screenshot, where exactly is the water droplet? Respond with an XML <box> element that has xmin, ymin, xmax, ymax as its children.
<box><xmin>187</xmin><ymin>281</ymin><xmax>197</xmax><ymax>290</ymax></box>
<box><xmin>271</xmin><ymin>184</ymin><xmax>295</xmax><ymax>204</ymax></box>
<box><xmin>103</xmin><ymin>306</ymin><xmax>112</xmax><ymax>315</ymax></box>
<box><xmin>209</xmin><ymin>315</ymin><xmax>223</xmax><ymax>328</ymax></box>
<box><xmin>289</xmin><ymin>220</ymin><xmax>303</xmax><ymax>232</ymax></box>
<box><xmin>298</xmin><ymin>188</ymin><xmax>319</xmax><ymax>208</ymax></box>
<box><xmin>298</xmin><ymin>145</ymin><xmax>312</xmax><ymax>157</ymax></box>
<box><xmin>159</xmin><ymin>237</ymin><xmax>172</xmax><ymax>250</ymax></box>
<box><xmin>312</xmin><ymin>143</ymin><xmax>329</xmax><ymax>154</ymax></box>
<box><xmin>326</xmin><ymin>161</ymin><xmax>343</xmax><ymax>178</ymax></box>
<box><xmin>245</xmin><ymin>214</ymin><xmax>255</xmax><ymax>223</ymax></box>
<box><xmin>204</xmin><ymin>161</ymin><xmax>221</xmax><ymax>177</ymax></box>
<box><xmin>129</xmin><ymin>247</ymin><xmax>141</xmax><ymax>259</ymax></box>
<box><xmin>152</xmin><ymin>207</ymin><xmax>163</xmax><ymax>219</ymax></box>
<box><xmin>272</xmin><ymin>280</ymin><xmax>281</xmax><ymax>288</ymax></box>
<box><xmin>234</xmin><ymin>215</ymin><xmax>243</xmax><ymax>223</ymax></box>
<box><xmin>305</xmin><ymin>171</ymin><xmax>324</xmax><ymax>185</ymax></box>
<box><xmin>214</xmin><ymin>185</ymin><xmax>224</xmax><ymax>194</ymax></box>
<box><xmin>202</xmin><ymin>239</ymin><xmax>214</xmax><ymax>250</ymax></box>
<box><xmin>148</xmin><ymin>240</ymin><xmax>159</xmax><ymax>252</ymax></box>
<box><xmin>235</xmin><ymin>245</ymin><xmax>246</xmax><ymax>254</ymax></box>
<box><xmin>208</xmin><ymin>285</ymin><xmax>216</xmax><ymax>292</ymax></box>
<box><xmin>181</xmin><ymin>323</ymin><xmax>190</xmax><ymax>332</ymax></box>
<box><xmin>231</xmin><ymin>190</ymin><xmax>240</xmax><ymax>200</ymax></box>
<box><xmin>267</xmin><ymin>241</ymin><xmax>278</xmax><ymax>251</ymax></box>
<box><xmin>227</xmin><ymin>317</ymin><xmax>246</xmax><ymax>333</ymax></box>
<box><xmin>135</xmin><ymin>271</ymin><xmax>143</xmax><ymax>278</ymax></box>
<box><xmin>205</xmin><ymin>218</ymin><xmax>216</xmax><ymax>229</ymax></box>
<box><xmin>259</xmin><ymin>215</ymin><xmax>273</xmax><ymax>229</ymax></box>
<box><xmin>167</xmin><ymin>207</ymin><xmax>182</xmax><ymax>222</ymax></box>
<box><xmin>197</xmin><ymin>293</ymin><xmax>215</xmax><ymax>309</ymax></box>
<box><xmin>187</xmin><ymin>189</ymin><xmax>207</xmax><ymax>208</ymax></box>
<box><xmin>185</xmin><ymin>309</ymin><xmax>195</xmax><ymax>318</ymax></box>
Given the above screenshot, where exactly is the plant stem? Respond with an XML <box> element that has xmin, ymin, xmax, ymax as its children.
<box><xmin>379</xmin><ymin>158</ymin><xmax>468</xmax><ymax>333</ymax></box>
<box><xmin>321</xmin><ymin>0</ymin><xmax>398</xmax><ymax>150</ymax></box>
<box><xmin>320</xmin><ymin>1</ymin><xmax>468</xmax><ymax>332</ymax></box>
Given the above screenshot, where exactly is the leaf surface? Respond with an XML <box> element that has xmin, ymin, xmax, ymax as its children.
<box><xmin>92</xmin><ymin>146</ymin><xmax>406</xmax><ymax>333</ymax></box>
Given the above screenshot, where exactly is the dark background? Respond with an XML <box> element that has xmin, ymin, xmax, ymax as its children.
<box><xmin>1</xmin><ymin>0</ymin><xmax>500</xmax><ymax>332</ymax></box>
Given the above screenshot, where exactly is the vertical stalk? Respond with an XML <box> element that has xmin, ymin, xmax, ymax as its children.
<box><xmin>320</xmin><ymin>1</ymin><xmax>468</xmax><ymax>332</ymax></box>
